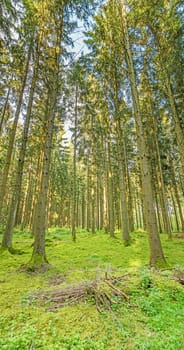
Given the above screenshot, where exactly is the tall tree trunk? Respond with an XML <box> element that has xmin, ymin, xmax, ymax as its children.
<box><xmin>86</xmin><ymin>155</ymin><xmax>91</xmax><ymax>232</ymax></box>
<box><xmin>107</xmin><ymin>140</ymin><xmax>115</xmax><ymax>237</ymax></box>
<box><xmin>1</xmin><ymin>39</ymin><xmax>40</xmax><ymax>251</ymax></box>
<box><xmin>165</xmin><ymin>75</ymin><xmax>184</xmax><ymax>185</ymax></box>
<box><xmin>30</xmin><ymin>89</ymin><xmax>56</xmax><ymax>266</ymax></box>
<box><xmin>20</xmin><ymin>166</ymin><xmax>33</xmax><ymax>231</ymax></box>
<box><xmin>81</xmin><ymin>185</ymin><xmax>85</xmax><ymax>229</ymax></box>
<box><xmin>150</xmin><ymin>26</ymin><xmax>184</xmax><ymax>184</ymax></box>
<box><xmin>0</xmin><ymin>86</ymin><xmax>11</xmax><ymax>136</ymax></box>
<box><xmin>118</xmin><ymin>137</ymin><xmax>130</xmax><ymax>243</ymax></box>
<box><xmin>142</xmin><ymin>64</ymin><xmax>172</xmax><ymax>237</ymax></box>
<box><xmin>114</xmin><ymin>116</ymin><xmax>131</xmax><ymax>244</ymax></box>
<box><xmin>0</xmin><ymin>45</ymin><xmax>32</xmax><ymax>219</ymax></box>
<box><xmin>120</xmin><ymin>0</ymin><xmax>166</xmax><ymax>266</ymax></box>
<box><xmin>127</xmin><ymin>169</ymin><xmax>134</xmax><ymax>232</ymax></box>
<box><xmin>154</xmin><ymin>120</ymin><xmax>171</xmax><ymax>237</ymax></box>
<box><xmin>71</xmin><ymin>84</ymin><xmax>78</xmax><ymax>241</ymax></box>
<box><xmin>30</xmin><ymin>150</ymin><xmax>43</xmax><ymax>233</ymax></box>
<box><xmin>170</xmin><ymin>188</ymin><xmax>180</xmax><ymax>232</ymax></box>
<box><xmin>30</xmin><ymin>11</ymin><xmax>63</xmax><ymax>267</ymax></box>
<box><xmin>170</xmin><ymin>157</ymin><xmax>184</xmax><ymax>232</ymax></box>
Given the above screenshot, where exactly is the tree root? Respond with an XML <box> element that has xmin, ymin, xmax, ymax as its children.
<box><xmin>173</xmin><ymin>269</ymin><xmax>184</xmax><ymax>286</ymax></box>
<box><xmin>0</xmin><ymin>246</ymin><xmax>25</xmax><ymax>255</ymax></box>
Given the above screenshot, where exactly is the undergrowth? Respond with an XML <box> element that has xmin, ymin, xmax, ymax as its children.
<box><xmin>0</xmin><ymin>228</ymin><xmax>184</xmax><ymax>349</ymax></box>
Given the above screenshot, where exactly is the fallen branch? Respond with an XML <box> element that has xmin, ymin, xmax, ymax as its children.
<box><xmin>104</xmin><ymin>279</ymin><xmax>130</xmax><ymax>300</ymax></box>
<box><xmin>32</xmin><ymin>274</ymin><xmax>130</xmax><ymax>312</ymax></box>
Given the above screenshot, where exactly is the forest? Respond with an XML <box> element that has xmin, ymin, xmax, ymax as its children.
<box><xmin>0</xmin><ymin>0</ymin><xmax>184</xmax><ymax>349</ymax></box>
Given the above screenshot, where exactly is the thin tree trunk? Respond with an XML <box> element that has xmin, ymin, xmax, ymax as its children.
<box><xmin>155</xmin><ymin>192</ymin><xmax>163</xmax><ymax>234</ymax></box>
<box><xmin>170</xmin><ymin>188</ymin><xmax>180</xmax><ymax>232</ymax></box>
<box><xmin>170</xmin><ymin>157</ymin><xmax>184</xmax><ymax>232</ymax></box>
<box><xmin>96</xmin><ymin>170</ymin><xmax>100</xmax><ymax>231</ymax></box>
<box><xmin>71</xmin><ymin>84</ymin><xmax>78</xmax><ymax>241</ymax></box>
<box><xmin>143</xmin><ymin>67</ymin><xmax>172</xmax><ymax>237</ymax></box>
<box><xmin>107</xmin><ymin>140</ymin><xmax>115</xmax><ymax>237</ymax></box>
<box><xmin>0</xmin><ymin>45</ymin><xmax>32</xmax><ymax>219</ymax></box>
<box><xmin>81</xmin><ymin>185</ymin><xmax>85</xmax><ymax>229</ymax></box>
<box><xmin>0</xmin><ymin>86</ymin><xmax>11</xmax><ymax>136</ymax></box>
<box><xmin>165</xmin><ymin>75</ymin><xmax>184</xmax><ymax>180</ymax></box>
<box><xmin>115</xmin><ymin>120</ymin><xmax>131</xmax><ymax>244</ymax></box>
<box><xmin>86</xmin><ymin>155</ymin><xmax>91</xmax><ymax>232</ymax></box>
<box><xmin>21</xmin><ymin>167</ymin><xmax>33</xmax><ymax>231</ymax></box>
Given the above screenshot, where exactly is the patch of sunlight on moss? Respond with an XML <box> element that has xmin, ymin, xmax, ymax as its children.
<box><xmin>129</xmin><ymin>259</ymin><xmax>142</xmax><ymax>268</ymax></box>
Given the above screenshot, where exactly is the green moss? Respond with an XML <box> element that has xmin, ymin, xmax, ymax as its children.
<box><xmin>0</xmin><ymin>245</ymin><xmax>7</xmax><ymax>254</ymax></box>
<box><xmin>0</xmin><ymin>229</ymin><xmax>184</xmax><ymax>349</ymax></box>
<box><xmin>150</xmin><ymin>257</ymin><xmax>169</xmax><ymax>270</ymax></box>
<box><xmin>23</xmin><ymin>253</ymin><xmax>50</xmax><ymax>272</ymax></box>
<box><xmin>124</xmin><ymin>239</ymin><xmax>132</xmax><ymax>247</ymax></box>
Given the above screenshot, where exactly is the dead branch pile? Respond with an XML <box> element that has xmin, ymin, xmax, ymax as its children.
<box><xmin>48</xmin><ymin>273</ymin><xmax>67</xmax><ymax>286</ymax></box>
<box><xmin>173</xmin><ymin>270</ymin><xmax>184</xmax><ymax>286</ymax></box>
<box><xmin>174</xmin><ymin>233</ymin><xmax>184</xmax><ymax>239</ymax></box>
<box><xmin>32</xmin><ymin>274</ymin><xmax>130</xmax><ymax>312</ymax></box>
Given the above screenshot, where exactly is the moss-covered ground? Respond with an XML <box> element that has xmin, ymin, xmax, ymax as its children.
<box><xmin>0</xmin><ymin>228</ymin><xmax>184</xmax><ymax>349</ymax></box>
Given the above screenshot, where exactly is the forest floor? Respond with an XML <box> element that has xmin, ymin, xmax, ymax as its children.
<box><xmin>0</xmin><ymin>228</ymin><xmax>184</xmax><ymax>350</ymax></box>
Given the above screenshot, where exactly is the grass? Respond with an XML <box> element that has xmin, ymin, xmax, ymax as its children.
<box><xmin>0</xmin><ymin>228</ymin><xmax>184</xmax><ymax>349</ymax></box>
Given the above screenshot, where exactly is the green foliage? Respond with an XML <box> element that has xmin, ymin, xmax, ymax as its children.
<box><xmin>139</xmin><ymin>268</ymin><xmax>153</xmax><ymax>290</ymax></box>
<box><xmin>0</xmin><ymin>325</ymin><xmax>42</xmax><ymax>350</ymax></box>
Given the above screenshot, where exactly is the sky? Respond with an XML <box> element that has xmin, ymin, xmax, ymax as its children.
<box><xmin>63</xmin><ymin>19</ymin><xmax>89</xmax><ymax>142</ymax></box>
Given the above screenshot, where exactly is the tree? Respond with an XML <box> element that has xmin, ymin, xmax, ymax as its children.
<box><xmin>119</xmin><ymin>0</ymin><xmax>166</xmax><ymax>266</ymax></box>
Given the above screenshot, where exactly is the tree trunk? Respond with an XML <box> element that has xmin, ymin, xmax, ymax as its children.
<box><xmin>165</xmin><ymin>76</ymin><xmax>184</xmax><ymax>179</ymax></box>
<box><xmin>0</xmin><ymin>86</ymin><xmax>11</xmax><ymax>136</ymax></box>
<box><xmin>170</xmin><ymin>188</ymin><xmax>180</xmax><ymax>232</ymax></box>
<box><xmin>1</xmin><ymin>38</ymin><xmax>40</xmax><ymax>251</ymax></box>
<box><xmin>170</xmin><ymin>157</ymin><xmax>184</xmax><ymax>232</ymax></box>
<box><xmin>71</xmin><ymin>84</ymin><xmax>78</xmax><ymax>241</ymax></box>
<box><xmin>30</xmin><ymin>11</ymin><xmax>63</xmax><ymax>267</ymax></box>
<box><xmin>86</xmin><ymin>155</ymin><xmax>91</xmax><ymax>232</ymax></box>
<box><xmin>0</xmin><ymin>45</ymin><xmax>32</xmax><ymax>219</ymax></box>
<box><xmin>30</xmin><ymin>90</ymin><xmax>55</xmax><ymax>266</ymax></box>
<box><xmin>120</xmin><ymin>0</ymin><xmax>166</xmax><ymax>266</ymax></box>
<box><xmin>107</xmin><ymin>140</ymin><xmax>115</xmax><ymax>237</ymax></box>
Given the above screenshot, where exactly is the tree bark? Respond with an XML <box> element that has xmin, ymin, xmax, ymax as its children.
<box><xmin>0</xmin><ymin>45</ymin><xmax>32</xmax><ymax>219</ymax></box>
<box><xmin>30</xmin><ymin>7</ymin><xmax>64</xmax><ymax>267</ymax></box>
<box><xmin>120</xmin><ymin>0</ymin><xmax>166</xmax><ymax>266</ymax></box>
<box><xmin>0</xmin><ymin>86</ymin><xmax>11</xmax><ymax>136</ymax></box>
<box><xmin>1</xmin><ymin>37</ymin><xmax>40</xmax><ymax>250</ymax></box>
<box><xmin>71</xmin><ymin>84</ymin><xmax>78</xmax><ymax>241</ymax></box>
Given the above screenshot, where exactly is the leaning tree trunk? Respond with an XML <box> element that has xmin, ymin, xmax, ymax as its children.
<box><xmin>120</xmin><ymin>0</ymin><xmax>166</xmax><ymax>266</ymax></box>
<box><xmin>1</xmin><ymin>37</ymin><xmax>40</xmax><ymax>251</ymax></box>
